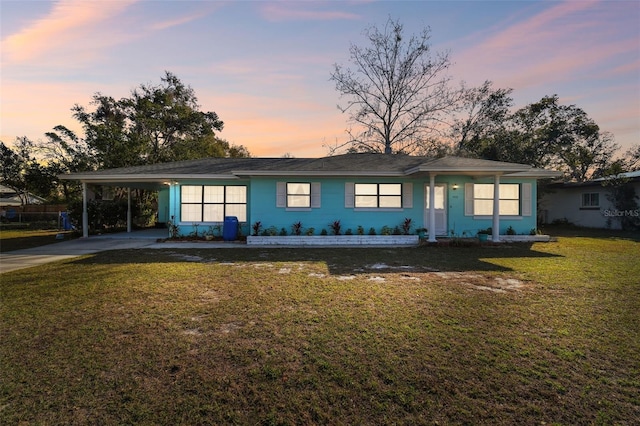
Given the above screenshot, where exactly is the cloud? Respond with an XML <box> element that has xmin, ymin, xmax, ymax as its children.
<box><xmin>259</xmin><ymin>2</ymin><xmax>361</xmax><ymax>22</ymax></box>
<box><xmin>149</xmin><ymin>4</ymin><xmax>222</xmax><ymax>31</ymax></box>
<box><xmin>2</xmin><ymin>0</ymin><xmax>138</xmax><ymax>64</ymax></box>
<box><xmin>452</xmin><ymin>0</ymin><xmax>638</xmax><ymax>89</ymax></box>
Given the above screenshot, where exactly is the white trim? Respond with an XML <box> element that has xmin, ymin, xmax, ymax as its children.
<box><xmin>473</xmin><ymin>216</ymin><xmax>522</xmax><ymax>221</ymax></box>
<box><xmin>428</xmin><ymin>174</ymin><xmax>436</xmax><ymax>242</ymax></box>
<box><xmin>353</xmin><ymin>208</ymin><xmax>404</xmax><ymax>212</ymax></box>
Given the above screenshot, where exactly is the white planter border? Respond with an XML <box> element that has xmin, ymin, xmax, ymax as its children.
<box><xmin>247</xmin><ymin>235</ymin><xmax>419</xmax><ymax>246</ymax></box>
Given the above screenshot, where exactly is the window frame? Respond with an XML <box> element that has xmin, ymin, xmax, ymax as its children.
<box><xmin>471</xmin><ymin>183</ymin><xmax>521</xmax><ymax>216</ymax></box>
<box><xmin>277</xmin><ymin>182</ymin><xmax>321</xmax><ymax>210</ymax></box>
<box><xmin>180</xmin><ymin>185</ymin><xmax>247</xmax><ymax>223</ymax></box>
<box><xmin>581</xmin><ymin>192</ymin><xmax>600</xmax><ymax>209</ymax></box>
<box><xmin>286</xmin><ymin>182</ymin><xmax>311</xmax><ymax>208</ymax></box>
<box><xmin>354</xmin><ymin>183</ymin><xmax>403</xmax><ymax>209</ymax></box>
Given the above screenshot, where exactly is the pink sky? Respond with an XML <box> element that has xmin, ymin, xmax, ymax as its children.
<box><xmin>1</xmin><ymin>0</ymin><xmax>638</xmax><ymax>158</ymax></box>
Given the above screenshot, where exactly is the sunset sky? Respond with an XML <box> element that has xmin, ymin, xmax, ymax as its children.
<box><xmin>1</xmin><ymin>0</ymin><xmax>638</xmax><ymax>158</ymax></box>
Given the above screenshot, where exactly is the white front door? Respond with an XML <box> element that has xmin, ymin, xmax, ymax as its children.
<box><xmin>425</xmin><ymin>184</ymin><xmax>447</xmax><ymax>236</ymax></box>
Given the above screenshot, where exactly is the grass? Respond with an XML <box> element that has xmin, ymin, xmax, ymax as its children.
<box><xmin>0</xmin><ymin>227</ymin><xmax>76</xmax><ymax>252</ymax></box>
<box><xmin>1</xmin><ymin>229</ymin><xmax>639</xmax><ymax>424</ymax></box>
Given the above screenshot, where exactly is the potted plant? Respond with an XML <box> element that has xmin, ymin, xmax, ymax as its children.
<box><xmin>477</xmin><ymin>227</ymin><xmax>491</xmax><ymax>242</ymax></box>
<box><xmin>416</xmin><ymin>228</ymin><xmax>428</xmax><ymax>239</ymax></box>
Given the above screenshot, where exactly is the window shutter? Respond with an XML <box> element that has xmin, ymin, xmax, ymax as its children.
<box><xmin>276</xmin><ymin>182</ymin><xmax>286</xmax><ymax>207</ymax></box>
<box><xmin>464</xmin><ymin>183</ymin><xmax>474</xmax><ymax>216</ymax></box>
<box><xmin>345</xmin><ymin>182</ymin><xmax>355</xmax><ymax>208</ymax></box>
<box><xmin>311</xmin><ymin>182</ymin><xmax>321</xmax><ymax>208</ymax></box>
<box><xmin>521</xmin><ymin>183</ymin><xmax>532</xmax><ymax>216</ymax></box>
<box><xmin>402</xmin><ymin>182</ymin><xmax>413</xmax><ymax>208</ymax></box>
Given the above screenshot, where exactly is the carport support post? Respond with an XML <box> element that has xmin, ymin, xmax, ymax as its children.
<box><xmin>82</xmin><ymin>182</ymin><xmax>88</xmax><ymax>238</ymax></box>
<box><xmin>428</xmin><ymin>173</ymin><xmax>437</xmax><ymax>243</ymax></box>
<box><xmin>127</xmin><ymin>188</ymin><xmax>132</xmax><ymax>233</ymax></box>
<box><xmin>492</xmin><ymin>174</ymin><xmax>500</xmax><ymax>243</ymax></box>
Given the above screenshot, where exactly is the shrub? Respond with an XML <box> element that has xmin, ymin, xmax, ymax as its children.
<box><xmin>357</xmin><ymin>225</ymin><xmax>365</xmax><ymax>236</ymax></box>
<box><xmin>330</xmin><ymin>220</ymin><xmax>341</xmax><ymax>235</ymax></box>
<box><xmin>252</xmin><ymin>221</ymin><xmax>262</xmax><ymax>236</ymax></box>
<box><xmin>402</xmin><ymin>218</ymin><xmax>412</xmax><ymax>235</ymax></box>
<box><xmin>291</xmin><ymin>221</ymin><xmax>302</xmax><ymax>236</ymax></box>
<box><xmin>368</xmin><ymin>227</ymin><xmax>376</xmax><ymax>235</ymax></box>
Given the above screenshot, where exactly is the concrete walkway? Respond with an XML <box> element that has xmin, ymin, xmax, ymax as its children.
<box><xmin>0</xmin><ymin>229</ymin><xmax>246</xmax><ymax>274</ymax></box>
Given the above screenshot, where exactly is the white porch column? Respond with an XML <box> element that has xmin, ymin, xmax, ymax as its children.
<box><xmin>127</xmin><ymin>188</ymin><xmax>132</xmax><ymax>233</ymax></box>
<box><xmin>428</xmin><ymin>173</ymin><xmax>437</xmax><ymax>242</ymax></box>
<box><xmin>82</xmin><ymin>182</ymin><xmax>89</xmax><ymax>238</ymax></box>
<box><xmin>492</xmin><ymin>174</ymin><xmax>500</xmax><ymax>242</ymax></box>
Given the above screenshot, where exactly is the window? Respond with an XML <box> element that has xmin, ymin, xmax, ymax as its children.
<box><xmin>472</xmin><ymin>183</ymin><xmax>520</xmax><ymax>216</ymax></box>
<box><xmin>277</xmin><ymin>182</ymin><xmax>320</xmax><ymax>209</ymax></box>
<box><xmin>180</xmin><ymin>185</ymin><xmax>246</xmax><ymax>222</ymax></box>
<box><xmin>355</xmin><ymin>183</ymin><xmax>402</xmax><ymax>208</ymax></box>
<box><xmin>287</xmin><ymin>183</ymin><xmax>310</xmax><ymax>208</ymax></box>
<box><xmin>581</xmin><ymin>193</ymin><xmax>599</xmax><ymax>208</ymax></box>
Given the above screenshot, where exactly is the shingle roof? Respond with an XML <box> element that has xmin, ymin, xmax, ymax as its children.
<box><xmin>59</xmin><ymin>153</ymin><xmax>559</xmax><ymax>183</ymax></box>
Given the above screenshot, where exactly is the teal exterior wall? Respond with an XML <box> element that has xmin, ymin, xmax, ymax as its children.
<box><xmin>444</xmin><ymin>176</ymin><xmax>538</xmax><ymax>237</ymax></box>
<box><xmin>167</xmin><ymin>176</ymin><xmax>539</xmax><ymax>237</ymax></box>
<box><xmin>157</xmin><ymin>187</ymin><xmax>170</xmax><ymax>223</ymax></box>
<box><xmin>250</xmin><ymin>177</ymin><xmax>421</xmax><ymax>235</ymax></box>
<box><xmin>167</xmin><ymin>179</ymin><xmax>251</xmax><ymax>236</ymax></box>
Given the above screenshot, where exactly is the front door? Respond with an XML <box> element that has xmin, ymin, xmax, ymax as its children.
<box><xmin>425</xmin><ymin>184</ymin><xmax>447</xmax><ymax>236</ymax></box>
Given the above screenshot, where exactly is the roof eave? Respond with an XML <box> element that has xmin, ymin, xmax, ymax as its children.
<box><xmin>58</xmin><ymin>173</ymin><xmax>240</xmax><ymax>182</ymax></box>
<box><xmin>504</xmin><ymin>170</ymin><xmax>563</xmax><ymax>178</ymax></box>
<box><xmin>231</xmin><ymin>170</ymin><xmax>406</xmax><ymax>177</ymax></box>
<box><xmin>404</xmin><ymin>166</ymin><xmax>529</xmax><ymax>175</ymax></box>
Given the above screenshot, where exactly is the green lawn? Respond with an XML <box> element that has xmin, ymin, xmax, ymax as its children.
<box><xmin>0</xmin><ymin>228</ymin><xmax>75</xmax><ymax>252</ymax></box>
<box><xmin>1</xmin><ymin>232</ymin><xmax>639</xmax><ymax>424</ymax></box>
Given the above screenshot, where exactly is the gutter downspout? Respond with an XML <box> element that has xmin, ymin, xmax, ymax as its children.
<box><xmin>428</xmin><ymin>174</ymin><xmax>437</xmax><ymax>242</ymax></box>
<box><xmin>492</xmin><ymin>174</ymin><xmax>500</xmax><ymax>243</ymax></box>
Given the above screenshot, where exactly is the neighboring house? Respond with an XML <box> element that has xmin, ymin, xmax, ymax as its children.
<box><xmin>0</xmin><ymin>184</ymin><xmax>46</xmax><ymax>207</ymax></box>
<box><xmin>540</xmin><ymin>170</ymin><xmax>640</xmax><ymax>230</ymax></box>
<box><xmin>60</xmin><ymin>153</ymin><xmax>560</xmax><ymax>241</ymax></box>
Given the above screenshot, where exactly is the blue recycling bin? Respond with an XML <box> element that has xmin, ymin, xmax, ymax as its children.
<box><xmin>60</xmin><ymin>212</ymin><xmax>73</xmax><ymax>230</ymax></box>
<box><xmin>223</xmin><ymin>216</ymin><xmax>238</xmax><ymax>241</ymax></box>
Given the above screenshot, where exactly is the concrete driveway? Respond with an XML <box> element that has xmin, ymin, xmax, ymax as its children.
<box><xmin>0</xmin><ymin>233</ymin><xmax>161</xmax><ymax>274</ymax></box>
<box><xmin>0</xmin><ymin>229</ymin><xmax>250</xmax><ymax>274</ymax></box>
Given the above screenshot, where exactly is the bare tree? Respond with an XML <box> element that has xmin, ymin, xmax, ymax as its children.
<box><xmin>330</xmin><ymin>18</ymin><xmax>462</xmax><ymax>154</ymax></box>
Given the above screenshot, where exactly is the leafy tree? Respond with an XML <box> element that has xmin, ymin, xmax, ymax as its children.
<box><xmin>71</xmin><ymin>71</ymin><xmax>246</xmax><ymax>169</ymax></box>
<box><xmin>457</xmin><ymin>94</ymin><xmax>619</xmax><ymax>181</ymax></box>
<box><xmin>452</xmin><ymin>81</ymin><xmax>514</xmax><ymax>157</ymax></box>
<box><xmin>0</xmin><ymin>140</ymin><xmax>29</xmax><ymax>203</ymax></box>
<box><xmin>330</xmin><ymin>18</ymin><xmax>462</xmax><ymax>154</ymax></box>
<box><xmin>124</xmin><ymin>72</ymin><xmax>225</xmax><ymax>164</ymax></box>
<box><xmin>0</xmin><ymin>138</ymin><xmax>60</xmax><ymax>203</ymax></box>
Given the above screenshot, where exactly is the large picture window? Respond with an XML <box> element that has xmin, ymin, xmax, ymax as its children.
<box><xmin>473</xmin><ymin>183</ymin><xmax>520</xmax><ymax>215</ymax></box>
<box><xmin>355</xmin><ymin>183</ymin><xmax>402</xmax><ymax>208</ymax></box>
<box><xmin>181</xmin><ymin>185</ymin><xmax>246</xmax><ymax>222</ymax></box>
